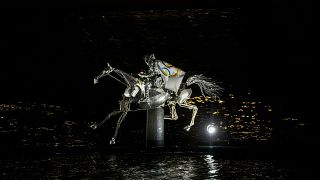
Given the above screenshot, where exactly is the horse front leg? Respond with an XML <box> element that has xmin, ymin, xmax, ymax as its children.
<box><xmin>89</xmin><ymin>109</ymin><xmax>121</xmax><ymax>129</ymax></box>
<box><xmin>109</xmin><ymin>97</ymin><xmax>132</xmax><ymax>144</ymax></box>
<box><xmin>109</xmin><ymin>111</ymin><xmax>128</xmax><ymax>144</ymax></box>
<box><xmin>179</xmin><ymin>103</ymin><xmax>198</xmax><ymax>131</ymax></box>
<box><xmin>90</xmin><ymin>96</ymin><xmax>130</xmax><ymax>130</ymax></box>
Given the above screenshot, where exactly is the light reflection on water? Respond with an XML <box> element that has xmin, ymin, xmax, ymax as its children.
<box><xmin>204</xmin><ymin>155</ymin><xmax>218</xmax><ymax>179</ymax></box>
<box><xmin>0</xmin><ymin>152</ymin><xmax>310</xmax><ymax>179</ymax></box>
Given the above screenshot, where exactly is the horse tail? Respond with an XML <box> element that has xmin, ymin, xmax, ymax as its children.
<box><xmin>185</xmin><ymin>74</ymin><xmax>223</xmax><ymax>99</ymax></box>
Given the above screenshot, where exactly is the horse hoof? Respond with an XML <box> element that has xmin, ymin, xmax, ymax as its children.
<box><xmin>109</xmin><ymin>138</ymin><xmax>116</xmax><ymax>145</ymax></box>
<box><xmin>184</xmin><ymin>125</ymin><xmax>191</xmax><ymax>131</ymax></box>
<box><xmin>89</xmin><ymin>122</ymin><xmax>98</xmax><ymax>129</ymax></box>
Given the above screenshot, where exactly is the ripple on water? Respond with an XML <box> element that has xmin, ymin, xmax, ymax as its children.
<box><xmin>0</xmin><ymin>152</ymin><xmax>311</xmax><ymax>179</ymax></box>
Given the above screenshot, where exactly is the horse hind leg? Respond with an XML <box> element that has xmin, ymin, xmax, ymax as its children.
<box><xmin>179</xmin><ymin>103</ymin><xmax>198</xmax><ymax>131</ymax></box>
<box><xmin>164</xmin><ymin>101</ymin><xmax>178</xmax><ymax>120</ymax></box>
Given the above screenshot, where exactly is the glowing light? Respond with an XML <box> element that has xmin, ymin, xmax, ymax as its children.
<box><xmin>207</xmin><ymin>124</ymin><xmax>216</xmax><ymax>134</ymax></box>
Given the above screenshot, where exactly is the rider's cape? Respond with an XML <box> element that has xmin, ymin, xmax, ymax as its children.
<box><xmin>156</xmin><ymin>60</ymin><xmax>185</xmax><ymax>93</ymax></box>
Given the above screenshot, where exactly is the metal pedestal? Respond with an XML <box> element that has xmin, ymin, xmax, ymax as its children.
<box><xmin>146</xmin><ymin>107</ymin><xmax>164</xmax><ymax>148</ymax></box>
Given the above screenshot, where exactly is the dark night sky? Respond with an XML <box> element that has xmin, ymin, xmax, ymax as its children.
<box><xmin>0</xmin><ymin>2</ymin><xmax>314</xmax><ymax>121</ymax></box>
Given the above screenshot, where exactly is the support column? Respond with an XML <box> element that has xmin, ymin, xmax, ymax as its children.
<box><xmin>146</xmin><ymin>107</ymin><xmax>164</xmax><ymax>148</ymax></box>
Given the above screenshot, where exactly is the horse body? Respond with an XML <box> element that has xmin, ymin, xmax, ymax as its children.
<box><xmin>91</xmin><ymin>56</ymin><xmax>222</xmax><ymax>144</ymax></box>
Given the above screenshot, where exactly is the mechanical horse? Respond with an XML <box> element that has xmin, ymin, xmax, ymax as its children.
<box><xmin>90</xmin><ymin>54</ymin><xmax>223</xmax><ymax>144</ymax></box>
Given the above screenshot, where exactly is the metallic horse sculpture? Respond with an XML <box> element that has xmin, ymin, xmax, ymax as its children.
<box><xmin>90</xmin><ymin>54</ymin><xmax>223</xmax><ymax>144</ymax></box>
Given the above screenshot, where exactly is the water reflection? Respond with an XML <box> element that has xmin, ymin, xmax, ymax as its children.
<box><xmin>204</xmin><ymin>155</ymin><xmax>219</xmax><ymax>179</ymax></box>
<box><xmin>0</xmin><ymin>152</ymin><xmax>309</xmax><ymax>179</ymax></box>
<box><xmin>97</xmin><ymin>154</ymin><xmax>198</xmax><ymax>179</ymax></box>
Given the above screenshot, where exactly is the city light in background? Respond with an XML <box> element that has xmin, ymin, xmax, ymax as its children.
<box><xmin>0</xmin><ymin>87</ymin><xmax>307</xmax><ymax>148</ymax></box>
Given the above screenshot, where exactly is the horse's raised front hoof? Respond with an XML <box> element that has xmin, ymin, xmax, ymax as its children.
<box><xmin>184</xmin><ymin>125</ymin><xmax>191</xmax><ymax>131</ymax></box>
<box><xmin>89</xmin><ymin>122</ymin><xmax>98</xmax><ymax>129</ymax></box>
<box><xmin>109</xmin><ymin>138</ymin><xmax>116</xmax><ymax>145</ymax></box>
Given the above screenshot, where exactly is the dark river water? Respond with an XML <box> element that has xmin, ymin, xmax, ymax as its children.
<box><xmin>0</xmin><ymin>97</ymin><xmax>315</xmax><ymax>179</ymax></box>
<box><xmin>0</xmin><ymin>149</ymin><xmax>313</xmax><ymax>179</ymax></box>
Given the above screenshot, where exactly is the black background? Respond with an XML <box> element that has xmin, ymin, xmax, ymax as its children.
<box><xmin>0</xmin><ymin>1</ymin><xmax>315</xmax><ymax>128</ymax></box>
